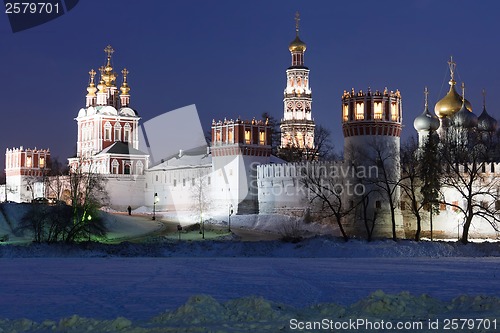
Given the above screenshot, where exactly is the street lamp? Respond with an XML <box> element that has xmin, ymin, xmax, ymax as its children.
<box><xmin>228</xmin><ymin>204</ymin><xmax>233</xmax><ymax>232</ymax></box>
<box><xmin>87</xmin><ymin>214</ymin><xmax>92</xmax><ymax>242</ymax></box>
<box><xmin>152</xmin><ymin>192</ymin><xmax>159</xmax><ymax>220</ymax></box>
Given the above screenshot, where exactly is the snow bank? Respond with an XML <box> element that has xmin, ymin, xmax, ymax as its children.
<box><xmin>0</xmin><ymin>292</ymin><xmax>498</xmax><ymax>332</ymax></box>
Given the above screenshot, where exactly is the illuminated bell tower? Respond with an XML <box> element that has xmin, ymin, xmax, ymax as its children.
<box><xmin>280</xmin><ymin>12</ymin><xmax>315</xmax><ymax>154</ymax></box>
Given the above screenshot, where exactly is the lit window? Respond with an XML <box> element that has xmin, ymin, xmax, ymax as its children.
<box><xmin>374</xmin><ymin>102</ymin><xmax>382</xmax><ymax>120</ymax></box>
<box><xmin>245</xmin><ymin>129</ymin><xmax>251</xmax><ymax>144</ymax></box>
<box><xmin>39</xmin><ymin>157</ymin><xmax>45</xmax><ymax>168</ymax></box>
<box><xmin>216</xmin><ymin>130</ymin><xmax>221</xmax><ymax>142</ymax></box>
<box><xmin>259</xmin><ymin>131</ymin><xmax>266</xmax><ymax>145</ymax></box>
<box><xmin>391</xmin><ymin>103</ymin><xmax>398</xmax><ymax>121</ymax></box>
<box><xmin>26</xmin><ymin>156</ymin><xmax>32</xmax><ymax>168</ymax></box>
<box><xmin>228</xmin><ymin>128</ymin><xmax>233</xmax><ymax>143</ymax></box>
<box><xmin>356</xmin><ymin>102</ymin><xmax>364</xmax><ymax>120</ymax></box>
<box><xmin>343</xmin><ymin>104</ymin><xmax>349</xmax><ymax>121</ymax></box>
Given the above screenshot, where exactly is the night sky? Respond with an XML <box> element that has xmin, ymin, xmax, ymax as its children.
<box><xmin>1</xmin><ymin>0</ymin><xmax>500</xmax><ymax>171</ymax></box>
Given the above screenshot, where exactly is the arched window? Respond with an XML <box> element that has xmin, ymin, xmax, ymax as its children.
<box><xmin>391</xmin><ymin>102</ymin><xmax>398</xmax><ymax>121</ymax></box>
<box><xmin>123</xmin><ymin>123</ymin><xmax>131</xmax><ymax>142</ymax></box>
<box><xmin>356</xmin><ymin>102</ymin><xmax>364</xmax><ymax>120</ymax></box>
<box><xmin>136</xmin><ymin>160</ymin><xmax>144</xmax><ymax>175</ymax></box>
<box><xmin>104</xmin><ymin>122</ymin><xmax>112</xmax><ymax>141</ymax></box>
<box><xmin>111</xmin><ymin>159</ymin><xmax>119</xmax><ymax>174</ymax></box>
<box><xmin>124</xmin><ymin>163</ymin><xmax>131</xmax><ymax>175</ymax></box>
<box><xmin>114</xmin><ymin>122</ymin><xmax>122</xmax><ymax>141</ymax></box>
<box><xmin>343</xmin><ymin>104</ymin><xmax>349</xmax><ymax>121</ymax></box>
<box><xmin>374</xmin><ymin>102</ymin><xmax>382</xmax><ymax>120</ymax></box>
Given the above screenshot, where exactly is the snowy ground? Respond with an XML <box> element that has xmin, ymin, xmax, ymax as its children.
<box><xmin>0</xmin><ymin>205</ymin><xmax>499</xmax><ymax>332</ymax></box>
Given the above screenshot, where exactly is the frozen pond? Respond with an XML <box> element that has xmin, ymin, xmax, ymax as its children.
<box><xmin>0</xmin><ymin>257</ymin><xmax>498</xmax><ymax>321</ymax></box>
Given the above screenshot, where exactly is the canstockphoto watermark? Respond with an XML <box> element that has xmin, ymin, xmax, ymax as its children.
<box><xmin>289</xmin><ymin>318</ymin><xmax>425</xmax><ymax>331</ymax></box>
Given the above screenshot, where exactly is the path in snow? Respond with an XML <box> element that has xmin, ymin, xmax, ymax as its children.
<box><xmin>0</xmin><ymin>257</ymin><xmax>498</xmax><ymax>321</ymax></box>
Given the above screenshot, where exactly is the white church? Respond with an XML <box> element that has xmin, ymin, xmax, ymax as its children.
<box><xmin>3</xmin><ymin>14</ymin><xmax>500</xmax><ymax>240</ymax></box>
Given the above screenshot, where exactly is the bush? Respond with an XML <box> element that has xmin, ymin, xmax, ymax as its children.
<box><xmin>279</xmin><ymin>219</ymin><xmax>303</xmax><ymax>243</ymax></box>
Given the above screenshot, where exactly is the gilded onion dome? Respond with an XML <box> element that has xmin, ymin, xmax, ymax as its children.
<box><xmin>477</xmin><ymin>90</ymin><xmax>497</xmax><ymax>132</ymax></box>
<box><xmin>414</xmin><ymin>87</ymin><xmax>440</xmax><ymax>132</ymax></box>
<box><xmin>97</xmin><ymin>66</ymin><xmax>107</xmax><ymax>93</ymax></box>
<box><xmin>434</xmin><ymin>57</ymin><xmax>472</xmax><ymax>118</ymax></box>
<box><xmin>289</xmin><ymin>35</ymin><xmax>306</xmax><ymax>53</ymax></box>
<box><xmin>86</xmin><ymin>69</ymin><xmax>97</xmax><ymax>96</ymax></box>
<box><xmin>101</xmin><ymin>45</ymin><xmax>117</xmax><ymax>87</ymax></box>
<box><xmin>452</xmin><ymin>83</ymin><xmax>477</xmax><ymax>128</ymax></box>
<box><xmin>289</xmin><ymin>11</ymin><xmax>306</xmax><ymax>53</ymax></box>
<box><xmin>120</xmin><ymin>68</ymin><xmax>131</xmax><ymax>95</ymax></box>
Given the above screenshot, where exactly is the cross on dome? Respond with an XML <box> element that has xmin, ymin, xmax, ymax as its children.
<box><xmin>104</xmin><ymin>45</ymin><xmax>114</xmax><ymax>59</ymax></box>
<box><xmin>448</xmin><ymin>56</ymin><xmax>456</xmax><ymax>84</ymax></box>
<box><xmin>294</xmin><ymin>11</ymin><xmax>300</xmax><ymax>36</ymax></box>
<box><xmin>424</xmin><ymin>86</ymin><xmax>429</xmax><ymax>109</ymax></box>
<box><xmin>89</xmin><ymin>69</ymin><xmax>96</xmax><ymax>83</ymax></box>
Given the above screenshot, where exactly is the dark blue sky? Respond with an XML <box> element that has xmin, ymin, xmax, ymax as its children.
<box><xmin>1</xmin><ymin>0</ymin><xmax>500</xmax><ymax>169</ymax></box>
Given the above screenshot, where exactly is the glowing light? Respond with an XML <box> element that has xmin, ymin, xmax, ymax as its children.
<box><xmin>374</xmin><ymin>102</ymin><xmax>382</xmax><ymax>120</ymax></box>
<box><xmin>356</xmin><ymin>102</ymin><xmax>364</xmax><ymax>120</ymax></box>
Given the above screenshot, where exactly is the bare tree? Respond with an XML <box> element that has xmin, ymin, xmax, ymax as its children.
<box><xmin>66</xmin><ymin>158</ymin><xmax>108</xmax><ymax>242</ymax></box>
<box><xmin>45</xmin><ymin>157</ymin><xmax>68</xmax><ymax>201</ymax></box>
<box><xmin>362</xmin><ymin>140</ymin><xmax>403</xmax><ymax>241</ymax></box>
<box><xmin>355</xmin><ymin>187</ymin><xmax>379</xmax><ymax>241</ymax></box>
<box><xmin>439</xmin><ymin>127</ymin><xmax>500</xmax><ymax>244</ymax></box>
<box><xmin>278</xmin><ymin>125</ymin><xmax>334</xmax><ymax>162</ymax></box>
<box><xmin>300</xmin><ymin>162</ymin><xmax>354</xmax><ymax>240</ymax></box>
<box><xmin>190</xmin><ymin>167</ymin><xmax>211</xmax><ymax>238</ymax></box>
<box><xmin>400</xmin><ymin>137</ymin><xmax>426</xmax><ymax>241</ymax></box>
<box><xmin>262</xmin><ymin>112</ymin><xmax>281</xmax><ymax>156</ymax></box>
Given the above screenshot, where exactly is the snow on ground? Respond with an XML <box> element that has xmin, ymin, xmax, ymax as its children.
<box><xmin>0</xmin><ymin>257</ymin><xmax>499</xmax><ymax>332</ymax></box>
<box><xmin>1</xmin><ymin>204</ymin><xmax>500</xmax><ymax>332</ymax></box>
<box><xmin>103</xmin><ymin>214</ymin><xmax>163</xmax><ymax>241</ymax></box>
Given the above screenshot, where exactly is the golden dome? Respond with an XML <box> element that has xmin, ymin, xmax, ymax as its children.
<box><xmin>120</xmin><ymin>68</ymin><xmax>130</xmax><ymax>95</ymax></box>
<box><xmin>86</xmin><ymin>69</ymin><xmax>97</xmax><ymax>96</ymax></box>
<box><xmin>434</xmin><ymin>83</ymin><xmax>472</xmax><ymax>118</ymax></box>
<box><xmin>289</xmin><ymin>35</ymin><xmax>306</xmax><ymax>53</ymax></box>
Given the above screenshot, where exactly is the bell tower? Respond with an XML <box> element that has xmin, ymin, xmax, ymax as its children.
<box><xmin>279</xmin><ymin>12</ymin><xmax>315</xmax><ymax>158</ymax></box>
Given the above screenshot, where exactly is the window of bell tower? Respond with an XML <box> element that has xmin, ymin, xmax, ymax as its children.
<box><xmin>356</xmin><ymin>102</ymin><xmax>364</xmax><ymax>120</ymax></box>
<box><xmin>391</xmin><ymin>102</ymin><xmax>398</xmax><ymax>121</ymax></box>
<box><xmin>374</xmin><ymin>102</ymin><xmax>382</xmax><ymax>120</ymax></box>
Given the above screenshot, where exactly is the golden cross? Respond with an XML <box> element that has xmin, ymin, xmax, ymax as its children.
<box><xmin>104</xmin><ymin>45</ymin><xmax>114</xmax><ymax>58</ymax></box>
<box><xmin>295</xmin><ymin>11</ymin><xmax>300</xmax><ymax>35</ymax></box>
<box><xmin>88</xmin><ymin>69</ymin><xmax>96</xmax><ymax>84</ymax></box>
<box><xmin>122</xmin><ymin>68</ymin><xmax>129</xmax><ymax>82</ymax></box>
<box><xmin>99</xmin><ymin>66</ymin><xmax>105</xmax><ymax>75</ymax></box>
